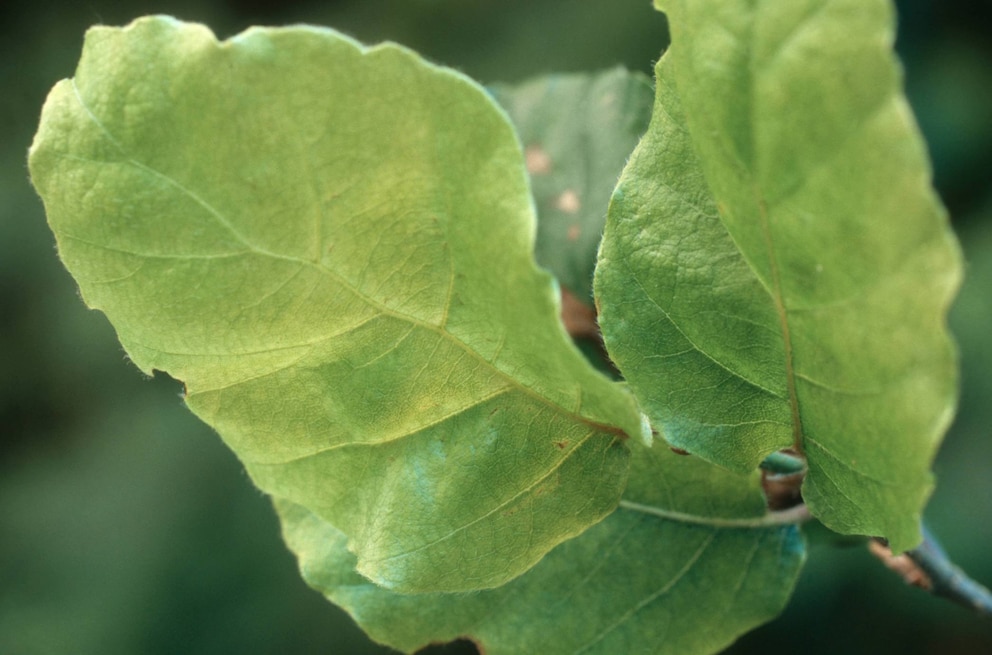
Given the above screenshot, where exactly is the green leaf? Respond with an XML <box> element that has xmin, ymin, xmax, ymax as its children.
<box><xmin>277</xmin><ymin>438</ymin><xmax>805</xmax><ymax>655</ymax></box>
<box><xmin>490</xmin><ymin>69</ymin><xmax>654</xmax><ymax>306</ymax></box>
<box><xmin>596</xmin><ymin>0</ymin><xmax>961</xmax><ymax>552</ymax></box>
<box><xmin>29</xmin><ymin>16</ymin><xmax>647</xmax><ymax>593</ymax></box>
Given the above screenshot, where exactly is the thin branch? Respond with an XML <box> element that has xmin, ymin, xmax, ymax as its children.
<box><xmin>870</xmin><ymin>525</ymin><xmax>992</xmax><ymax>618</ymax></box>
<box><xmin>906</xmin><ymin>525</ymin><xmax>992</xmax><ymax>617</ymax></box>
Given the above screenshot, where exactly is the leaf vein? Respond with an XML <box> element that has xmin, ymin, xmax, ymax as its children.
<box><xmin>574</xmin><ymin>532</ymin><xmax>716</xmax><ymax>654</ymax></box>
<box><xmin>67</xmin><ymin>83</ymin><xmax>628</xmax><ymax>443</ymax></box>
<box><xmin>363</xmin><ymin>427</ymin><xmax>602</xmax><ymax>567</ymax></box>
<box><xmin>630</xmin><ymin>271</ymin><xmax>785</xmax><ymax>401</ymax></box>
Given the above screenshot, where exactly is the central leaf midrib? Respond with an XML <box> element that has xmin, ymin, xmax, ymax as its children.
<box><xmin>754</xmin><ymin>195</ymin><xmax>805</xmax><ymax>455</ymax></box>
<box><xmin>680</xmin><ymin>12</ymin><xmax>807</xmax><ymax>458</ymax></box>
<box><xmin>654</xmin><ymin>43</ymin><xmax>803</xmax><ymax>445</ymax></box>
<box><xmin>68</xmin><ymin>84</ymin><xmax>630</xmax><ymax>443</ymax></box>
<box><xmin>672</xmin><ymin>7</ymin><xmax>810</xmax><ymax>458</ymax></box>
<box><xmin>742</xmin><ymin>10</ymin><xmax>806</xmax><ymax>457</ymax></box>
<box><xmin>247</xmin><ymin>247</ymin><xmax>626</xmax><ymax>440</ymax></box>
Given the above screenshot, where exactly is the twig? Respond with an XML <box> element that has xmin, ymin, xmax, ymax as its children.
<box><xmin>906</xmin><ymin>525</ymin><xmax>992</xmax><ymax>617</ymax></box>
<box><xmin>870</xmin><ymin>525</ymin><xmax>992</xmax><ymax>618</ymax></box>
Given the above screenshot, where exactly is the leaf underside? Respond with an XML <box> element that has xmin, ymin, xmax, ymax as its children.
<box><xmin>277</xmin><ymin>439</ymin><xmax>804</xmax><ymax>655</ymax></box>
<box><xmin>596</xmin><ymin>0</ymin><xmax>962</xmax><ymax>552</ymax></box>
<box><xmin>29</xmin><ymin>16</ymin><xmax>648</xmax><ymax>593</ymax></box>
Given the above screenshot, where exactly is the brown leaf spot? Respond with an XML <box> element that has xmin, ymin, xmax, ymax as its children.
<box><xmin>555</xmin><ymin>189</ymin><xmax>581</xmax><ymax>214</ymax></box>
<box><xmin>554</xmin><ymin>440</ymin><xmax>569</xmax><ymax>450</ymax></box>
<box><xmin>525</xmin><ymin>145</ymin><xmax>552</xmax><ymax>175</ymax></box>
<box><xmin>669</xmin><ymin>447</ymin><xmax>691</xmax><ymax>456</ymax></box>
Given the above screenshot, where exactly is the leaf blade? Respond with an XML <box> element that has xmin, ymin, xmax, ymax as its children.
<box><xmin>276</xmin><ymin>439</ymin><xmax>805</xmax><ymax>655</ymax></box>
<box><xmin>597</xmin><ymin>0</ymin><xmax>961</xmax><ymax>551</ymax></box>
<box><xmin>29</xmin><ymin>16</ymin><xmax>646</xmax><ymax>592</ymax></box>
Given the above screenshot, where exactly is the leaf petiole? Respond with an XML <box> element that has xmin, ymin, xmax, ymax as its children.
<box><xmin>617</xmin><ymin>500</ymin><xmax>812</xmax><ymax>529</ymax></box>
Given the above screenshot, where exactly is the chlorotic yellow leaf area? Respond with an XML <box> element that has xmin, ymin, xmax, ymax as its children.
<box><xmin>29</xmin><ymin>16</ymin><xmax>651</xmax><ymax>593</ymax></box>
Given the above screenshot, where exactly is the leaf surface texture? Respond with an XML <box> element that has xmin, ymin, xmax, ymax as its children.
<box><xmin>277</xmin><ymin>440</ymin><xmax>805</xmax><ymax>655</ymax></box>
<box><xmin>29</xmin><ymin>16</ymin><xmax>647</xmax><ymax>592</ymax></box>
<box><xmin>596</xmin><ymin>0</ymin><xmax>961</xmax><ymax>551</ymax></box>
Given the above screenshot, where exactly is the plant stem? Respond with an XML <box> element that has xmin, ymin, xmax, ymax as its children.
<box><xmin>870</xmin><ymin>525</ymin><xmax>992</xmax><ymax>618</ymax></box>
<box><xmin>906</xmin><ymin>525</ymin><xmax>992</xmax><ymax>618</ymax></box>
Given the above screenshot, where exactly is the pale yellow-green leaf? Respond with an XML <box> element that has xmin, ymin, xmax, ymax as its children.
<box><xmin>29</xmin><ymin>16</ymin><xmax>646</xmax><ymax>593</ymax></box>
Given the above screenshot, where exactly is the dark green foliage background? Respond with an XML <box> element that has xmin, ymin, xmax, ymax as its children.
<box><xmin>2</xmin><ymin>1</ymin><xmax>990</xmax><ymax>653</ymax></box>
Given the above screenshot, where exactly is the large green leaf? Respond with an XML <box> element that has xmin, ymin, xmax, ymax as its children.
<box><xmin>490</xmin><ymin>69</ymin><xmax>654</xmax><ymax>306</ymax></box>
<box><xmin>277</xmin><ymin>439</ymin><xmax>805</xmax><ymax>655</ymax></box>
<box><xmin>29</xmin><ymin>16</ymin><xmax>648</xmax><ymax>593</ymax></box>
<box><xmin>596</xmin><ymin>0</ymin><xmax>961</xmax><ymax>552</ymax></box>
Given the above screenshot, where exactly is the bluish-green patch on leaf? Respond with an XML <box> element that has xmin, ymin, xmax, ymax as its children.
<box><xmin>491</xmin><ymin>69</ymin><xmax>654</xmax><ymax>306</ymax></box>
<box><xmin>277</xmin><ymin>439</ymin><xmax>805</xmax><ymax>655</ymax></box>
<box><xmin>597</xmin><ymin>0</ymin><xmax>961</xmax><ymax>552</ymax></box>
<box><xmin>29</xmin><ymin>16</ymin><xmax>647</xmax><ymax>593</ymax></box>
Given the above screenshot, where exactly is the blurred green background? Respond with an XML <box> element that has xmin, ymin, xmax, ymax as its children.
<box><xmin>2</xmin><ymin>1</ymin><xmax>990</xmax><ymax>653</ymax></box>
